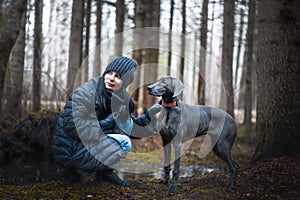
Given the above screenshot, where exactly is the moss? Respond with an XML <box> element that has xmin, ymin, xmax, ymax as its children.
<box><xmin>28</xmin><ymin>109</ymin><xmax>59</xmax><ymax>122</ymax></box>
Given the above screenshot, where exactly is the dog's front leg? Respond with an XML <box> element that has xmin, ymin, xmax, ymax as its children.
<box><xmin>160</xmin><ymin>143</ymin><xmax>171</xmax><ymax>184</ymax></box>
<box><xmin>169</xmin><ymin>142</ymin><xmax>182</xmax><ymax>191</ymax></box>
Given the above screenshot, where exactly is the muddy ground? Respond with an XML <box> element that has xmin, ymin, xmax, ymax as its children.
<box><xmin>0</xmin><ymin>114</ymin><xmax>299</xmax><ymax>199</ymax></box>
<box><xmin>0</xmin><ymin>155</ymin><xmax>299</xmax><ymax>199</ymax></box>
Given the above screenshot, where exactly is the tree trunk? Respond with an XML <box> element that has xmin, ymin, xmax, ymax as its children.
<box><xmin>131</xmin><ymin>0</ymin><xmax>160</xmax><ymax>108</ymax></box>
<box><xmin>130</xmin><ymin>0</ymin><xmax>146</xmax><ymax>103</ymax></box>
<box><xmin>238</xmin><ymin>50</ymin><xmax>247</xmax><ymax>113</ymax></box>
<box><xmin>179</xmin><ymin>0</ymin><xmax>186</xmax><ymax>80</ymax></box>
<box><xmin>198</xmin><ymin>0</ymin><xmax>208</xmax><ymax>105</ymax></box>
<box><xmin>66</xmin><ymin>0</ymin><xmax>84</xmax><ymax>96</ymax></box>
<box><xmin>244</xmin><ymin>0</ymin><xmax>256</xmax><ymax>145</ymax></box>
<box><xmin>0</xmin><ymin>0</ymin><xmax>27</xmax><ymax>112</ymax></box>
<box><xmin>143</xmin><ymin>0</ymin><xmax>160</xmax><ymax>108</ymax></box>
<box><xmin>206</xmin><ymin>1</ymin><xmax>216</xmax><ymax>95</ymax></box>
<box><xmin>234</xmin><ymin>1</ymin><xmax>246</xmax><ymax>88</ymax></box>
<box><xmin>84</xmin><ymin>0</ymin><xmax>91</xmax><ymax>82</ymax></box>
<box><xmin>6</xmin><ymin>8</ymin><xmax>27</xmax><ymax>120</ymax></box>
<box><xmin>48</xmin><ymin>1</ymin><xmax>70</xmax><ymax>104</ymax></box>
<box><xmin>221</xmin><ymin>0</ymin><xmax>235</xmax><ymax>117</ymax></box>
<box><xmin>93</xmin><ymin>0</ymin><xmax>103</xmax><ymax>77</ymax></box>
<box><xmin>252</xmin><ymin>0</ymin><xmax>300</xmax><ymax>162</ymax></box>
<box><xmin>115</xmin><ymin>0</ymin><xmax>125</xmax><ymax>57</ymax></box>
<box><xmin>32</xmin><ymin>0</ymin><xmax>43</xmax><ymax>112</ymax></box>
<box><xmin>167</xmin><ymin>0</ymin><xmax>174</xmax><ymax>75</ymax></box>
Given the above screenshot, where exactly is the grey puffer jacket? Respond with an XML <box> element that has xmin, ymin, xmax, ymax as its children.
<box><xmin>52</xmin><ymin>77</ymin><xmax>157</xmax><ymax>172</ymax></box>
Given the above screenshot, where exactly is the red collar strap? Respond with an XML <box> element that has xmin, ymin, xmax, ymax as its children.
<box><xmin>162</xmin><ymin>100</ymin><xmax>181</xmax><ymax>107</ymax></box>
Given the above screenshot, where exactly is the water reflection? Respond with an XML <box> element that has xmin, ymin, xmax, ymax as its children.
<box><xmin>118</xmin><ymin>164</ymin><xmax>216</xmax><ymax>180</ymax></box>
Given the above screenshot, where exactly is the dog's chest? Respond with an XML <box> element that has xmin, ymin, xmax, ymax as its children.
<box><xmin>159</xmin><ymin>108</ymin><xmax>181</xmax><ymax>139</ymax></box>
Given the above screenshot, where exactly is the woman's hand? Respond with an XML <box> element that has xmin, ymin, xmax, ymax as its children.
<box><xmin>99</xmin><ymin>114</ymin><xmax>116</xmax><ymax>131</ymax></box>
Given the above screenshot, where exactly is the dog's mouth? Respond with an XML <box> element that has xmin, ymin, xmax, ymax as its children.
<box><xmin>147</xmin><ymin>87</ymin><xmax>162</xmax><ymax>97</ymax></box>
<box><xmin>148</xmin><ymin>90</ymin><xmax>161</xmax><ymax>97</ymax></box>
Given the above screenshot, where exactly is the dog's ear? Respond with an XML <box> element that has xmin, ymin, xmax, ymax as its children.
<box><xmin>172</xmin><ymin>78</ymin><xmax>184</xmax><ymax>97</ymax></box>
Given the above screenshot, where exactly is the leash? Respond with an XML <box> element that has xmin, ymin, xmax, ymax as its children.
<box><xmin>162</xmin><ymin>99</ymin><xmax>181</xmax><ymax>107</ymax></box>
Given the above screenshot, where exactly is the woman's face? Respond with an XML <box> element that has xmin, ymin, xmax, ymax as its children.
<box><xmin>104</xmin><ymin>71</ymin><xmax>123</xmax><ymax>91</ymax></box>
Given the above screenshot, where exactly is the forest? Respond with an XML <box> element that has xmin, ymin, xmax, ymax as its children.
<box><xmin>0</xmin><ymin>0</ymin><xmax>299</xmax><ymax>199</ymax></box>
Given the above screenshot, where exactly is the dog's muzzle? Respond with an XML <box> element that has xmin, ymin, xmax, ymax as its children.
<box><xmin>147</xmin><ymin>85</ymin><xmax>157</xmax><ymax>96</ymax></box>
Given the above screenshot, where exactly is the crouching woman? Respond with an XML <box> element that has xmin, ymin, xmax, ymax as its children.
<box><xmin>52</xmin><ymin>57</ymin><xmax>161</xmax><ymax>185</ymax></box>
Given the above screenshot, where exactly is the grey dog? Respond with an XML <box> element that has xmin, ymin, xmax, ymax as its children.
<box><xmin>148</xmin><ymin>76</ymin><xmax>238</xmax><ymax>191</ymax></box>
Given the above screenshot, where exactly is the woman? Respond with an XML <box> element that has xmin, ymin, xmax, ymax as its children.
<box><xmin>52</xmin><ymin>56</ymin><xmax>161</xmax><ymax>185</ymax></box>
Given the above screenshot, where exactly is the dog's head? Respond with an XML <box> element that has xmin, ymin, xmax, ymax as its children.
<box><xmin>148</xmin><ymin>76</ymin><xmax>184</xmax><ymax>99</ymax></box>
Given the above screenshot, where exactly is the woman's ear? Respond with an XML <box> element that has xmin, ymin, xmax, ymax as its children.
<box><xmin>172</xmin><ymin>78</ymin><xmax>184</xmax><ymax>97</ymax></box>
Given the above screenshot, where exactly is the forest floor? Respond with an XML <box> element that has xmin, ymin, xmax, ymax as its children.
<box><xmin>0</xmin><ymin>126</ymin><xmax>299</xmax><ymax>199</ymax></box>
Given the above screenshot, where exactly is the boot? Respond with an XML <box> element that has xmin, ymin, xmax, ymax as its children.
<box><xmin>95</xmin><ymin>169</ymin><xmax>130</xmax><ymax>186</ymax></box>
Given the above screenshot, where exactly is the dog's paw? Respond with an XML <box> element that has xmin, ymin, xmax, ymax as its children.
<box><xmin>169</xmin><ymin>181</ymin><xmax>178</xmax><ymax>191</ymax></box>
<box><xmin>225</xmin><ymin>184</ymin><xmax>236</xmax><ymax>190</ymax></box>
<box><xmin>225</xmin><ymin>178</ymin><xmax>237</xmax><ymax>190</ymax></box>
<box><xmin>169</xmin><ymin>184</ymin><xmax>177</xmax><ymax>191</ymax></box>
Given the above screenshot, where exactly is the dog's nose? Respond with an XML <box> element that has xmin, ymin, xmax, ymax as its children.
<box><xmin>147</xmin><ymin>85</ymin><xmax>153</xmax><ymax>92</ymax></box>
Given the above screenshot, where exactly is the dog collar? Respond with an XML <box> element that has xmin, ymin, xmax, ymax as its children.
<box><xmin>162</xmin><ymin>100</ymin><xmax>181</xmax><ymax>107</ymax></box>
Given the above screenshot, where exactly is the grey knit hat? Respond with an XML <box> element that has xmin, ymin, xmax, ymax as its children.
<box><xmin>103</xmin><ymin>56</ymin><xmax>138</xmax><ymax>88</ymax></box>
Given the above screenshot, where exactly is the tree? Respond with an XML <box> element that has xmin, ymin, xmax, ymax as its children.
<box><xmin>83</xmin><ymin>0</ymin><xmax>92</xmax><ymax>82</ymax></box>
<box><xmin>44</xmin><ymin>0</ymin><xmax>55</xmax><ymax>106</ymax></box>
<box><xmin>252</xmin><ymin>0</ymin><xmax>300</xmax><ymax>162</ymax></box>
<box><xmin>66</xmin><ymin>0</ymin><xmax>84</xmax><ymax>96</ymax></box>
<box><xmin>221</xmin><ymin>0</ymin><xmax>235</xmax><ymax>117</ymax></box>
<box><xmin>198</xmin><ymin>0</ymin><xmax>208</xmax><ymax>105</ymax></box>
<box><xmin>93</xmin><ymin>0</ymin><xmax>103</xmax><ymax>77</ymax></box>
<box><xmin>45</xmin><ymin>0</ymin><xmax>71</xmax><ymax>105</ymax></box>
<box><xmin>234</xmin><ymin>0</ymin><xmax>246</xmax><ymax>88</ymax></box>
<box><xmin>5</xmin><ymin>6</ymin><xmax>27</xmax><ymax>120</ymax></box>
<box><xmin>167</xmin><ymin>0</ymin><xmax>175</xmax><ymax>75</ymax></box>
<box><xmin>32</xmin><ymin>0</ymin><xmax>43</xmax><ymax>112</ymax></box>
<box><xmin>131</xmin><ymin>0</ymin><xmax>160</xmax><ymax>108</ymax></box>
<box><xmin>244</xmin><ymin>0</ymin><xmax>256</xmax><ymax>144</ymax></box>
<box><xmin>206</xmin><ymin>0</ymin><xmax>217</xmax><ymax>92</ymax></box>
<box><xmin>0</xmin><ymin>0</ymin><xmax>28</xmax><ymax>112</ymax></box>
<box><xmin>114</xmin><ymin>0</ymin><xmax>125</xmax><ymax>56</ymax></box>
<box><xmin>179</xmin><ymin>0</ymin><xmax>186</xmax><ymax>80</ymax></box>
<box><xmin>143</xmin><ymin>0</ymin><xmax>160</xmax><ymax>107</ymax></box>
<box><xmin>130</xmin><ymin>0</ymin><xmax>145</xmax><ymax>103</ymax></box>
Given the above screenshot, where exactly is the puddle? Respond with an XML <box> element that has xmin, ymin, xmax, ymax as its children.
<box><xmin>118</xmin><ymin>164</ymin><xmax>217</xmax><ymax>180</ymax></box>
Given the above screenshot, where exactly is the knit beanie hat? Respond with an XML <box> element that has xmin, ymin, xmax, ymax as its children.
<box><xmin>103</xmin><ymin>56</ymin><xmax>138</xmax><ymax>88</ymax></box>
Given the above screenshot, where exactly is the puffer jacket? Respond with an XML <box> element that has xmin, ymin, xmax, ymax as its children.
<box><xmin>52</xmin><ymin>77</ymin><xmax>157</xmax><ymax>172</ymax></box>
